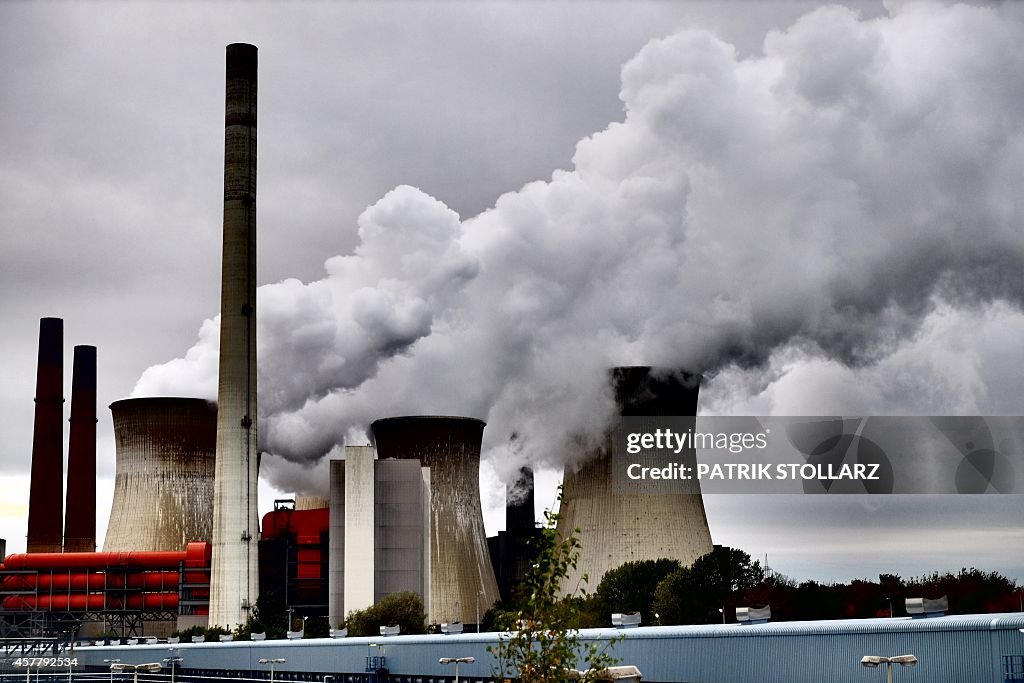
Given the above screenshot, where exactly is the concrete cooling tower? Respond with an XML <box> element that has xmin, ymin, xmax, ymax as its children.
<box><xmin>556</xmin><ymin>367</ymin><xmax>714</xmax><ymax>595</ymax></box>
<box><xmin>370</xmin><ymin>416</ymin><xmax>499</xmax><ymax>625</ymax></box>
<box><xmin>103</xmin><ymin>398</ymin><xmax>217</xmax><ymax>552</ymax></box>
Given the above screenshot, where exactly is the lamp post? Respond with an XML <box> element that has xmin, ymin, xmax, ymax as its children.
<box><xmin>103</xmin><ymin>659</ymin><xmax>121</xmax><ymax>683</ymax></box>
<box><xmin>476</xmin><ymin>589</ymin><xmax>484</xmax><ymax>633</ymax></box>
<box><xmin>439</xmin><ymin>657</ymin><xmax>475</xmax><ymax>683</ymax></box>
<box><xmin>861</xmin><ymin>654</ymin><xmax>917</xmax><ymax>683</ymax></box>
<box><xmin>259</xmin><ymin>657</ymin><xmax>286</xmax><ymax>683</ymax></box>
<box><xmin>162</xmin><ymin>650</ymin><xmax>183</xmax><ymax>683</ymax></box>
<box><xmin>110</xmin><ymin>662</ymin><xmax>162</xmax><ymax>683</ymax></box>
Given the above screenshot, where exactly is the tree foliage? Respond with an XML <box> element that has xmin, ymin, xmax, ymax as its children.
<box><xmin>653</xmin><ymin>546</ymin><xmax>764</xmax><ymax>624</ymax></box>
<box><xmin>344</xmin><ymin>591</ymin><xmax>427</xmax><ymax>637</ymax></box>
<box><xmin>594</xmin><ymin>559</ymin><xmax>682</xmax><ymax>625</ymax></box>
<box><xmin>488</xmin><ymin>487</ymin><xmax>620</xmax><ymax>683</ymax></box>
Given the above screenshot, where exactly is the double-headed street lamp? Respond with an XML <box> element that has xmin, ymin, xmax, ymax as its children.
<box><xmin>259</xmin><ymin>657</ymin><xmax>286</xmax><ymax>683</ymax></box>
<box><xmin>162</xmin><ymin>649</ymin><xmax>183</xmax><ymax>683</ymax></box>
<box><xmin>102</xmin><ymin>659</ymin><xmax>121</xmax><ymax>683</ymax></box>
<box><xmin>109</xmin><ymin>662</ymin><xmax>162</xmax><ymax>683</ymax></box>
<box><xmin>861</xmin><ymin>654</ymin><xmax>917</xmax><ymax>683</ymax></box>
<box><xmin>439</xmin><ymin>657</ymin><xmax>475</xmax><ymax>683</ymax></box>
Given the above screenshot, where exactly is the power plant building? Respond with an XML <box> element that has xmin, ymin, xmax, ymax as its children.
<box><xmin>103</xmin><ymin>398</ymin><xmax>217</xmax><ymax>553</ymax></box>
<box><xmin>556</xmin><ymin>367</ymin><xmax>714</xmax><ymax>595</ymax></box>
<box><xmin>371</xmin><ymin>417</ymin><xmax>499</xmax><ymax>626</ymax></box>
<box><xmin>328</xmin><ymin>446</ymin><xmax>431</xmax><ymax>626</ymax></box>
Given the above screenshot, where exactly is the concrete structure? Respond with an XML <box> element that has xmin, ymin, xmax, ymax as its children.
<box><xmin>557</xmin><ymin>367</ymin><xmax>714</xmax><ymax>595</ymax></box>
<box><xmin>341</xmin><ymin>446</ymin><xmax>375</xmax><ymax>615</ymax></box>
<box><xmin>371</xmin><ymin>417</ymin><xmax>499</xmax><ymax>625</ymax></box>
<box><xmin>26</xmin><ymin>317</ymin><xmax>64</xmax><ymax>553</ymax></box>
<box><xmin>64</xmin><ymin>345</ymin><xmax>97</xmax><ymax>552</ymax></box>
<box><xmin>210</xmin><ymin>42</ymin><xmax>260</xmax><ymax>628</ymax></box>
<box><xmin>103</xmin><ymin>398</ymin><xmax>217</xmax><ymax>552</ymax></box>
<box><xmin>328</xmin><ymin>447</ymin><xmax>430</xmax><ymax>626</ymax></box>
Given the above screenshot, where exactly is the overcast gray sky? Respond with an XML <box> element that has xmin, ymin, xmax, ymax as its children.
<box><xmin>2</xmin><ymin>0</ymin><xmax>1022</xmax><ymax>586</ymax></box>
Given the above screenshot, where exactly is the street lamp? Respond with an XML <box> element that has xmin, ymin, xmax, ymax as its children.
<box><xmin>162</xmin><ymin>650</ymin><xmax>183</xmax><ymax>683</ymax></box>
<box><xmin>439</xmin><ymin>657</ymin><xmax>475</xmax><ymax>683</ymax></box>
<box><xmin>103</xmin><ymin>659</ymin><xmax>121</xmax><ymax>683</ymax></box>
<box><xmin>110</xmin><ymin>662</ymin><xmax>162</xmax><ymax>683</ymax></box>
<box><xmin>861</xmin><ymin>654</ymin><xmax>918</xmax><ymax>683</ymax></box>
<box><xmin>258</xmin><ymin>657</ymin><xmax>286</xmax><ymax>683</ymax></box>
<box><xmin>476</xmin><ymin>589</ymin><xmax>484</xmax><ymax>633</ymax></box>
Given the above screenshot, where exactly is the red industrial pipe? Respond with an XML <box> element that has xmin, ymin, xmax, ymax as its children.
<box><xmin>2</xmin><ymin>593</ymin><xmax>179</xmax><ymax>611</ymax></box>
<box><xmin>64</xmin><ymin>345</ymin><xmax>97</xmax><ymax>552</ymax></box>
<box><xmin>3</xmin><ymin>571</ymin><xmax>180</xmax><ymax>592</ymax></box>
<box><xmin>3</xmin><ymin>541</ymin><xmax>211</xmax><ymax>570</ymax></box>
<box><xmin>26</xmin><ymin>318</ymin><xmax>64</xmax><ymax>553</ymax></box>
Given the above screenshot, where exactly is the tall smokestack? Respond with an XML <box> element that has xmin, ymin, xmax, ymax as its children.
<box><xmin>209</xmin><ymin>42</ymin><xmax>260</xmax><ymax>628</ymax></box>
<box><xmin>27</xmin><ymin>317</ymin><xmax>64</xmax><ymax>553</ymax></box>
<box><xmin>63</xmin><ymin>345</ymin><xmax>97</xmax><ymax>552</ymax></box>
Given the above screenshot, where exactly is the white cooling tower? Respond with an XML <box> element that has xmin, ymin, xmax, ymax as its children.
<box><xmin>556</xmin><ymin>367</ymin><xmax>714</xmax><ymax>595</ymax></box>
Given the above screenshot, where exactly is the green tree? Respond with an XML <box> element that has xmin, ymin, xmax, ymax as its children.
<box><xmin>653</xmin><ymin>546</ymin><xmax>764</xmax><ymax>624</ymax></box>
<box><xmin>594</xmin><ymin>559</ymin><xmax>682</xmax><ymax>625</ymax></box>
<box><xmin>488</xmin><ymin>486</ymin><xmax>620</xmax><ymax>682</ymax></box>
<box><xmin>344</xmin><ymin>591</ymin><xmax>427</xmax><ymax>637</ymax></box>
<box><xmin>235</xmin><ymin>592</ymin><xmax>289</xmax><ymax>640</ymax></box>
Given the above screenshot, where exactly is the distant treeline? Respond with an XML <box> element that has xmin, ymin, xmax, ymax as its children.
<box><xmin>485</xmin><ymin>546</ymin><xmax>1023</xmax><ymax>629</ymax></box>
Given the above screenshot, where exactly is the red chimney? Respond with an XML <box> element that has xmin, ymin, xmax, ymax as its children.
<box><xmin>63</xmin><ymin>345</ymin><xmax>96</xmax><ymax>552</ymax></box>
<box><xmin>26</xmin><ymin>317</ymin><xmax>64</xmax><ymax>553</ymax></box>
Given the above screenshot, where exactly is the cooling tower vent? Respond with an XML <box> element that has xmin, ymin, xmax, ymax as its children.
<box><xmin>611</xmin><ymin>612</ymin><xmax>641</xmax><ymax>628</ymax></box>
<box><xmin>736</xmin><ymin>605</ymin><xmax>771</xmax><ymax>624</ymax></box>
<box><xmin>906</xmin><ymin>595</ymin><xmax>948</xmax><ymax>618</ymax></box>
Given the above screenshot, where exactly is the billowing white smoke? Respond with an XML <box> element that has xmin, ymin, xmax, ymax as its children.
<box><xmin>134</xmin><ymin>3</ymin><xmax>1024</xmax><ymax>493</ymax></box>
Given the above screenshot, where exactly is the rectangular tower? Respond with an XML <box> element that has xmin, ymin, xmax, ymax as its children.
<box><xmin>209</xmin><ymin>42</ymin><xmax>260</xmax><ymax>628</ymax></box>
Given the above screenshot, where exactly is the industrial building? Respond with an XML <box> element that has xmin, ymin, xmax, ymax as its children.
<box><xmin>259</xmin><ymin>502</ymin><xmax>330</xmax><ymax>619</ymax></box>
<box><xmin>557</xmin><ymin>366</ymin><xmax>714</xmax><ymax>595</ymax></box>
<box><xmin>68</xmin><ymin>612</ymin><xmax>1024</xmax><ymax>683</ymax></box>
<box><xmin>487</xmin><ymin>466</ymin><xmax>541</xmax><ymax>603</ymax></box>
<box><xmin>328</xmin><ymin>446</ymin><xmax>431</xmax><ymax>626</ymax></box>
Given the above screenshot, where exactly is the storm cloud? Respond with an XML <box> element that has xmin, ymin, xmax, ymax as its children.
<box><xmin>131</xmin><ymin>3</ymin><xmax>1024</xmax><ymax>496</ymax></box>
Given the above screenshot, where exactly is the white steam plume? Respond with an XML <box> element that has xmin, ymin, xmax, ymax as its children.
<box><xmin>134</xmin><ymin>3</ymin><xmax>1024</xmax><ymax>493</ymax></box>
